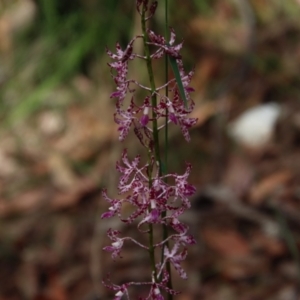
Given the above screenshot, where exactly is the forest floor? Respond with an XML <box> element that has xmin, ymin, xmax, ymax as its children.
<box><xmin>1</xmin><ymin>1</ymin><xmax>300</xmax><ymax>299</ymax></box>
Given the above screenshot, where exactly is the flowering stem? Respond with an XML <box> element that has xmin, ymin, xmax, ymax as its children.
<box><xmin>163</xmin><ymin>0</ymin><xmax>169</xmax><ymax>173</ymax></box>
<box><xmin>141</xmin><ymin>4</ymin><xmax>161</xmax><ymax>168</ymax></box>
<box><xmin>148</xmin><ymin>223</ymin><xmax>158</xmax><ymax>281</ymax></box>
<box><xmin>162</xmin><ymin>1</ymin><xmax>173</xmax><ymax>298</ymax></box>
<box><xmin>103</xmin><ymin>1</ymin><xmax>197</xmax><ymax>298</ymax></box>
<box><xmin>141</xmin><ymin>3</ymin><xmax>162</xmax><ymax>284</ymax></box>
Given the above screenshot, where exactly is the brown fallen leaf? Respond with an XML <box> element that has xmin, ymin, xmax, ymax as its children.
<box><xmin>192</xmin><ymin>56</ymin><xmax>221</xmax><ymax>93</ymax></box>
<box><xmin>0</xmin><ymin>189</ymin><xmax>46</xmax><ymax>217</ymax></box>
<box><xmin>252</xmin><ymin>230</ymin><xmax>286</xmax><ymax>257</ymax></box>
<box><xmin>249</xmin><ymin>170</ymin><xmax>292</xmax><ymax>205</ymax></box>
<box><xmin>190</xmin><ymin>101</ymin><xmax>217</xmax><ymax>128</ymax></box>
<box><xmin>45</xmin><ymin>275</ymin><xmax>68</xmax><ymax>300</ymax></box>
<box><xmin>34</xmin><ymin>274</ymin><xmax>68</xmax><ymax>300</ymax></box>
<box><xmin>50</xmin><ymin>177</ymin><xmax>97</xmax><ymax>210</ymax></box>
<box><xmin>201</xmin><ymin>227</ymin><xmax>250</xmax><ymax>259</ymax></box>
<box><xmin>220</xmin><ymin>255</ymin><xmax>268</xmax><ymax>280</ymax></box>
<box><xmin>46</xmin><ymin>152</ymin><xmax>77</xmax><ymax>189</ymax></box>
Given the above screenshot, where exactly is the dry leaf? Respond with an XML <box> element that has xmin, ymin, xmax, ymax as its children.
<box><xmin>0</xmin><ymin>189</ymin><xmax>45</xmax><ymax>217</ymax></box>
<box><xmin>46</xmin><ymin>152</ymin><xmax>77</xmax><ymax>189</ymax></box>
<box><xmin>50</xmin><ymin>178</ymin><xmax>97</xmax><ymax>210</ymax></box>
<box><xmin>190</xmin><ymin>101</ymin><xmax>217</xmax><ymax>128</ymax></box>
<box><xmin>46</xmin><ymin>275</ymin><xmax>68</xmax><ymax>300</ymax></box>
<box><xmin>192</xmin><ymin>57</ymin><xmax>220</xmax><ymax>93</ymax></box>
<box><xmin>202</xmin><ymin>227</ymin><xmax>250</xmax><ymax>258</ymax></box>
<box><xmin>220</xmin><ymin>256</ymin><xmax>267</xmax><ymax>280</ymax></box>
<box><xmin>252</xmin><ymin>231</ymin><xmax>286</xmax><ymax>257</ymax></box>
<box><xmin>35</xmin><ymin>274</ymin><xmax>68</xmax><ymax>300</ymax></box>
<box><xmin>250</xmin><ymin>170</ymin><xmax>292</xmax><ymax>205</ymax></box>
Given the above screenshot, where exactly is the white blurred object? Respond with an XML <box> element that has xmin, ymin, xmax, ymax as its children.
<box><xmin>39</xmin><ymin>111</ymin><xmax>64</xmax><ymax>136</ymax></box>
<box><xmin>229</xmin><ymin>102</ymin><xmax>281</xmax><ymax>148</ymax></box>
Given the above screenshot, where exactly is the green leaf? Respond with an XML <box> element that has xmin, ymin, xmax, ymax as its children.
<box><xmin>168</xmin><ymin>55</ymin><xmax>187</xmax><ymax>108</ymax></box>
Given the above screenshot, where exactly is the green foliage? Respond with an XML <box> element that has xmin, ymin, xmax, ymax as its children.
<box><xmin>1</xmin><ymin>0</ymin><xmax>135</xmax><ymax>125</ymax></box>
<box><xmin>192</xmin><ymin>0</ymin><xmax>214</xmax><ymax>15</ymax></box>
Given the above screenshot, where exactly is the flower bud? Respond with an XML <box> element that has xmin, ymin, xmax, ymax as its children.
<box><xmin>140</xmin><ymin>107</ymin><xmax>149</xmax><ymax>126</ymax></box>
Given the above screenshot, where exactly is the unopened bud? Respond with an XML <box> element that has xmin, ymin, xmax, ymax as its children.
<box><xmin>140</xmin><ymin>107</ymin><xmax>149</xmax><ymax>126</ymax></box>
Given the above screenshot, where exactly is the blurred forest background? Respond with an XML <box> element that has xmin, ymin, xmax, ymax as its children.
<box><xmin>1</xmin><ymin>0</ymin><xmax>300</xmax><ymax>299</ymax></box>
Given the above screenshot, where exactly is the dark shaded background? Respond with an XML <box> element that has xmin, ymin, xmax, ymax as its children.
<box><xmin>1</xmin><ymin>0</ymin><xmax>300</xmax><ymax>299</ymax></box>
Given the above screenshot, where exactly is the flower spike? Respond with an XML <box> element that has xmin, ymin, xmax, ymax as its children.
<box><xmin>103</xmin><ymin>1</ymin><xmax>197</xmax><ymax>298</ymax></box>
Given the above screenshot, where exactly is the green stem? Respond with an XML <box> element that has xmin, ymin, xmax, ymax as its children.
<box><xmin>148</xmin><ymin>223</ymin><xmax>157</xmax><ymax>280</ymax></box>
<box><xmin>141</xmin><ymin>3</ymin><xmax>162</xmax><ymax>284</ymax></box>
<box><xmin>164</xmin><ymin>0</ymin><xmax>169</xmax><ymax>169</ymax></box>
<box><xmin>141</xmin><ymin>3</ymin><xmax>173</xmax><ymax>296</ymax></box>
<box><xmin>147</xmin><ymin>149</ymin><xmax>158</xmax><ymax>281</ymax></box>
<box><xmin>163</xmin><ymin>1</ymin><xmax>173</xmax><ymax>298</ymax></box>
<box><xmin>141</xmin><ymin>6</ymin><xmax>161</xmax><ymax>167</ymax></box>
